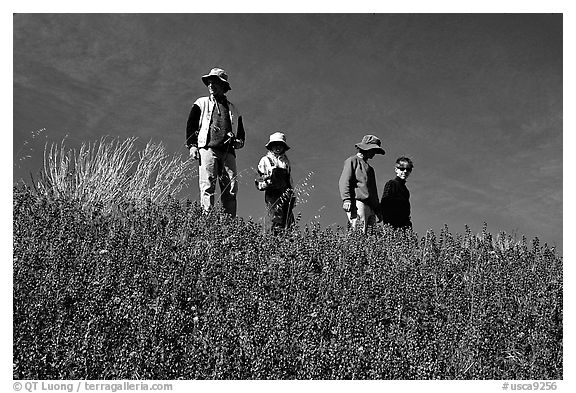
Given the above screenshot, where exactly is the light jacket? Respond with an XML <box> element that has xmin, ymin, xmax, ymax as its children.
<box><xmin>194</xmin><ymin>96</ymin><xmax>241</xmax><ymax>148</ymax></box>
<box><xmin>258</xmin><ymin>152</ymin><xmax>293</xmax><ymax>189</ymax></box>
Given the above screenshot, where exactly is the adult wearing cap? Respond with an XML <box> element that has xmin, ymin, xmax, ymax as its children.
<box><xmin>257</xmin><ymin>132</ymin><xmax>295</xmax><ymax>234</ymax></box>
<box><xmin>185</xmin><ymin>67</ymin><xmax>246</xmax><ymax>216</ymax></box>
<box><xmin>338</xmin><ymin>135</ymin><xmax>386</xmax><ymax>232</ymax></box>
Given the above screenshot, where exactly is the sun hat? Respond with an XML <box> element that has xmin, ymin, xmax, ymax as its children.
<box><xmin>201</xmin><ymin>67</ymin><xmax>231</xmax><ymax>91</ymax></box>
<box><xmin>265</xmin><ymin>132</ymin><xmax>290</xmax><ymax>151</ymax></box>
<box><xmin>355</xmin><ymin>135</ymin><xmax>385</xmax><ymax>154</ymax></box>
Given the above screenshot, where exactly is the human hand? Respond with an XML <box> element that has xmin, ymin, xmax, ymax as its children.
<box><xmin>232</xmin><ymin>138</ymin><xmax>244</xmax><ymax>149</ymax></box>
<box><xmin>342</xmin><ymin>200</ymin><xmax>352</xmax><ymax>212</ymax></box>
<box><xmin>189</xmin><ymin>146</ymin><xmax>199</xmax><ymax>160</ymax></box>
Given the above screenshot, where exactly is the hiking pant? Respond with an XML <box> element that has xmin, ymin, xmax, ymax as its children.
<box><xmin>199</xmin><ymin>147</ymin><xmax>238</xmax><ymax>216</ymax></box>
<box><xmin>346</xmin><ymin>200</ymin><xmax>376</xmax><ymax>233</ymax></box>
<box><xmin>265</xmin><ymin>188</ymin><xmax>295</xmax><ymax>234</ymax></box>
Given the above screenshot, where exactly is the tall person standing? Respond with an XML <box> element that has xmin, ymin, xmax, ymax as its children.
<box><xmin>185</xmin><ymin>67</ymin><xmax>246</xmax><ymax>216</ymax></box>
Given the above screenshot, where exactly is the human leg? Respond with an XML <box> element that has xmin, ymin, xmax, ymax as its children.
<box><xmin>219</xmin><ymin>151</ymin><xmax>238</xmax><ymax>217</ymax></box>
<box><xmin>354</xmin><ymin>200</ymin><xmax>376</xmax><ymax>233</ymax></box>
<box><xmin>265</xmin><ymin>191</ymin><xmax>282</xmax><ymax>233</ymax></box>
<box><xmin>198</xmin><ymin>148</ymin><xmax>219</xmax><ymax>212</ymax></box>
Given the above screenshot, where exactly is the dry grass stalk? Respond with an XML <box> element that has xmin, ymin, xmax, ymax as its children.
<box><xmin>38</xmin><ymin>137</ymin><xmax>195</xmax><ymax>213</ymax></box>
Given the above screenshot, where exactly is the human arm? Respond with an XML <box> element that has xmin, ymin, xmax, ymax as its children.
<box><xmin>232</xmin><ymin>116</ymin><xmax>245</xmax><ymax>149</ymax></box>
<box><xmin>255</xmin><ymin>156</ymin><xmax>274</xmax><ymax>191</ymax></box>
<box><xmin>375</xmin><ymin>205</ymin><xmax>383</xmax><ymax>222</ymax></box>
<box><xmin>342</xmin><ymin>200</ymin><xmax>352</xmax><ymax>212</ymax></box>
<box><xmin>257</xmin><ymin>156</ymin><xmax>272</xmax><ymax>177</ymax></box>
<box><xmin>186</xmin><ymin>104</ymin><xmax>201</xmax><ymax>159</ymax></box>
<box><xmin>380</xmin><ymin>180</ymin><xmax>398</xmax><ymax>204</ymax></box>
<box><xmin>339</xmin><ymin>158</ymin><xmax>355</xmax><ymax>211</ymax></box>
<box><xmin>380</xmin><ymin>180</ymin><xmax>400</xmax><ymax>223</ymax></box>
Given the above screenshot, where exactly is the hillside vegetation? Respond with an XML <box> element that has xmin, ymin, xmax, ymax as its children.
<box><xmin>13</xmin><ymin>185</ymin><xmax>562</xmax><ymax>380</ymax></box>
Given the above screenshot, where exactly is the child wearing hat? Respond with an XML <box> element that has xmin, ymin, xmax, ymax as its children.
<box><xmin>338</xmin><ymin>134</ymin><xmax>385</xmax><ymax>232</ymax></box>
<box><xmin>257</xmin><ymin>132</ymin><xmax>296</xmax><ymax>233</ymax></box>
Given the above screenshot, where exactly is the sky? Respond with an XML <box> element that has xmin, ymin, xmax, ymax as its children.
<box><xmin>12</xmin><ymin>13</ymin><xmax>563</xmax><ymax>250</ymax></box>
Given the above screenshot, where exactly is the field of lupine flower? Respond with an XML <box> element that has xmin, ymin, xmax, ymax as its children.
<box><xmin>13</xmin><ymin>138</ymin><xmax>562</xmax><ymax>380</ymax></box>
<box><xmin>13</xmin><ymin>185</ymin><xmax>562</xmax><ymax>380</ymax></box>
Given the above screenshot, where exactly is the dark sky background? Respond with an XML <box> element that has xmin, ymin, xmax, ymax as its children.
<box><xmin>13</xmin><ymin>14</ymin><xmax>563</xmax><ymax>250</ymax></box>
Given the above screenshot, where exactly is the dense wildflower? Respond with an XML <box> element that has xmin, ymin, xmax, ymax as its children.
<box><xmin>13</xmin><ymin>186</ymin><xmax>562</xmax><ymax>380</ymax></box>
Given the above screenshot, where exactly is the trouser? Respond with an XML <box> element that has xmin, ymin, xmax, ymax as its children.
<box><xmin>346</xmin><ymin>200</ymin><xmax>376</xmax><ymax>233</ymax></box>
<box><xmin>265</xmin><ymin>189</ymin><xmax>295</xmax><ymax>234</ymax></box>
<box><xmin>198</xmin><ymin>147</ymin><xmax>238</xmax><ymax>216</ymax></box>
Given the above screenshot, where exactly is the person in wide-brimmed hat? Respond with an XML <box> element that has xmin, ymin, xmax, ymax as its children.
<box><xmin>256</xmin><ymin>132</ymin><xmax>295</xmax><ymax>234</ymax></box>
<box><xmin>185</xmin><ymin>67</ymin><xmax>246</xmax><ymax>217</ymax></box>
<box><xmin>201</xmin><ymin>67</ymin><xmax>232</xmax><ymax>92</ymax></box>
<box><xmin>338</xmin><ymin>135</ymin><xmax>385</xmax><ymax>232</ymax></box>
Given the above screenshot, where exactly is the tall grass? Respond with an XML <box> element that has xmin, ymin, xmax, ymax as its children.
<box><xmin>36</xmin><ymin>137</ymin><xmax>195</xmax><ymax>213</ymax></box>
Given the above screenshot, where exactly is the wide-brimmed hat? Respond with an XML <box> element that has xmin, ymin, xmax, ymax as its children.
<box><xmin>355</xmin><ymin>134</ymin><xmax>385</xmax><ymax>154</ymax></box>
<box><xmin>265</xmin><ymin>132</ymin><xmax>290</xmax><ymax>150</ymax></box>
<box><xmin>201</xmin><ymin>67</ymin><xmax>231</xmax><ymax>91</ymax></box>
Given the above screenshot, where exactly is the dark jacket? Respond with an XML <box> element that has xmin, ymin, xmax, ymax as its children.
<box><xmin>380</xmin><ymin>177</ymin><xmax>411</xmax><ymax>228</ymax></box>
